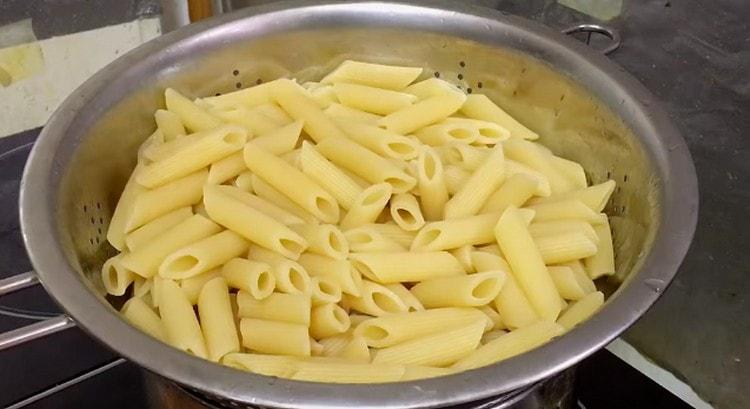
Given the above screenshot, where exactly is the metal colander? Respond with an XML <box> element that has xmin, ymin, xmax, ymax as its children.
<box><xmin>6</xmin><ymin>2</ymin><xmax>697</xmax><ymax>408</ymax></box>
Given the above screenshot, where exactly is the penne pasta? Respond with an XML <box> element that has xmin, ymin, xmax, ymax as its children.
<box><xmin>404</xmin><ymin>78</ymin><xmax>462</xmax><ymax>99</ymax></box>
<box><xmin>440</xmin><ymin>143</ymin><xmax>490</xmax><ymax>171</ymax></box>
<box><xmin>411</xmin><ymin>212</ymin><xmax>502</xmax><ymax>251</ymax></box>
<box><xmin>202</xmin><ymin>79</ymin><xmax>282</xmax><ymax>110</ymax></box>
<box><xmin>221</xmin><ymin>258</ymin><xmax>275</xmax><ymax>300</ymax></box>
<box><xmin>373</xmin><ymin>320</ymin><xmax>484</xmax><ymax>366</ymax></box>
<box><xmin>450</xmin><ymin>244</ymin><xmax>476</xmax><ymax>273</ymax></box>
<box><xmin>344</xmin><ymin>226</ymin><xmax>407</xmax><ymax>253</ymax></box>
<box><xmin>247</xmin><ymin>244</ymin><xmax>312</xmax><ymax>295</ymax></box>
<box><xmin>350</xmin><ymin>251</ymin><xmax>464</xmax><ymax>284</ymax></box>
<box><xmin>270</xmin><ymin>79</ymin><xmax>348</xmax><ymax>143</ymax></box>
<box><xmin>505</xmin><ymin>159</ymin><xmax>551</xmax><ymax>197</ymax></box>
<box><xmin>198</xmin><ymin>277</ymin><xmax>240</xmax><ymax>361</ymax></box>
<box><xmin>121</xmin><ymin>296</ymin><xmax>166</xmax><ymax>342</ymax></box>
<box><xmin>502</xmin><ymin>138</ymin><xmax>573</xmax><ymax>195</ymax></box>
<box><xmin>164</xmin><ymin>88</ymin><xmax>221</xmax><ymax>132</ymax></box>
<box><xmin>214</xmin><ymin>185</ymin><xmax>304</xmax><ymax>226</ymax></box>
<box><xmin>342</xmin><ymin>280</ymin><xmax>408</xmax><ymax>316</ymax></box>
<box><xmin>525</xmin><ymin>199</ymin><xmax>602</xmax><ymax>224</ymax></box>
<box><xmin>480</xmin><ymin>173</ymin><xmax>539</xmax><ymax>214</ymax></box>
<box><xmin>361</xmin><ymin>223</ymin><xmax>416</xmax><ymax>248</ymax></box>
<box><xmin>547</xmin><ymin>266</ymin><xmax>592</xmax><ymax>300</ymax></box>
<box><xmin>101</xmin><ymin>253</ymin><xmax>136</xmax><ymax>296</ymax></box>
<box><xmin>154</xmin><ymin>109</ymin><xmax>186</xmax><ymax>141</ymax></box>
<box><xmin>528</xmin><ymin>219</ymin><xmax>599</xmax><ymax>245</ymax></box>
<box><xmin>584</xmin><ymin>218</ymin><xmax>615</xmax><ymax>279</ymax></box>
<box><xmin>443</xmin><ymin>165</ymin><xmax>471</xmax><ymax>195</ymax></box>
<box><xmin>180</xmin><ymin>269</ymin><xmax>221</xmax><ymax>304</ymax></box>
<box><xmin>311</xmin><ymin>276</ymin><xmax>343</xmax><ymax>306</ymax></box>
<box><xmin>296</xmin><ymin>253</ymin><xmax>362</xmax><ymax>297</ymax></box>
<box><xmin>333</xmin><ymin>82</ymin><xmax>417</xmax><ymax>115</ymax></box>
<box><xmin>334</xmin><ymin>119</ymin><xmax>420</xmax><ymax>160</ymax></box>
<box><xmin>236</xmin><ymin>291</ymin><xmax>311</xmax><ymax>326</ymax></box>
<box><xmin>534</xmin><ymin>230</ymin><xmax>598</xmax><ymax>264</ymax></box>
<box><xmin>550</xmin><ymin>156</ymin><xmax>588</xmax><ymax>190</ymax></box>
<box><xmin>321</xmin><ymin>60</ymin><xmax>422</xmax><ymax>90</ymax></box>
<box><xmin>159</xmin><ymin>279</ymin><xmax>208</xmax><ymax>358</ymax></box>
<box><xmin>289</xmin><ymin>223</ymin><xmax>349</xmax><ymax>260</ymax></box>
<box><xmin>250</xmin><ymin>174</ymin><xmax>318</xmax><ymax>223</ymax></box>
<box><xmin>527</xmin><ymin>180</ymin><xmax>616</xmax><ymax>213</ymax></box>
<box><xmin>159</xmin><ymin>230</ymin><xmax>249</xmax><ymax>279</ymax></box>
<box><xmin>338</xmin><ymin>336</ymin><xmax>371</xmax><ymax>363</ymax></box>
<box><xmin>384</xmin><ymin>283</ymin><xmax>425</xmax><ymax>312</ymax></box>
<box><xmin>310</xmin><ymin>303</ymin><xmax>351</xmax><ymax>338</ymax></box>
<box><xmin>339</xmin><ymin>183</ymin><xmax>393</xmax><ymax>230</ymax></box>
<box><xmin>389</xmin><ymin>193</ymin><xmax>425</xmax><ymax>232</ymax></box>
<box><xmin>222</xmin><ymin>353</ymin><xmax>297</xmax><ymax>378</ymax></box>
<box><xmin>324</xmin><ymin>103</ymin><xmax>382</xmax><ymax>124</ymax></box>
<box><xmin>379</xmin><ymin>92</ymin><xmax>466</xmax><ymax>135</ymax></box>
<box><xmin>410</xmin><ymin>271</ymin><xmax>506</xmax><ymax>308</ymax></box>
<box><xmin>240</xmin><ymin>318</ymin><xmax>310</xmax><ymax>357</ymax></box>
<box><xmin>460</xmin><ymin>94</ymin><xmax>539</xmax><ymax>140</ymax></box>
<box><xmin>557</xmin><ymin>291</ymin><xmax>604</xmax><ymax>330</ymax></box>
<box><xmin>299</xmin><ymin>141</ymin><xmax>363</xmax><ymax>210</ymax></box>
<box><xmin>416</xmin><ymin>146</ymin><xmax>449</xmax><ymax>221</ymax></box>
<box><xmin>444</xmin><ymin>143</ymin><xmax>506</xmax><ymax>219</ymax></box>
<box><xmin>203</xmin><ymin>184</ymin><xmax>308</xmax><ymax>259</ymax></box>
<box><xmin>479</xmin><ymin>305</ymin><xmax>504</xmax><ymax>331</ymax></box>
<box><xmin>126</xmin><ymin>207</ymin><xmax>193</xmax><ymax>251</ymax></box>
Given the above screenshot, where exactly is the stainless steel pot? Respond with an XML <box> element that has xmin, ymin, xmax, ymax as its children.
<box><xmin>0</xmin><ymin>1</ymin><xmax>698</xmax><ymax>407</ymax></box>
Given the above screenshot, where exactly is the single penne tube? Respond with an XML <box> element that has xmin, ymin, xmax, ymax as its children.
<box><xmin>202</xmin><ymin>79</ymin><xmax>280</xmax><ymax>110</ymax></box>
<box><xmin>296</xmin><ymin>253</ymin><xmax>362</xmax><ymax>297</ymax></box>
<box><xmin>138</xmin><ymin>130</ymin><xmax>164</xmax><ymax>163</ymax></box>
<box><xmin>291</xmin><ymin>360</ymin><xmax>405</xmax><ymax>384</ymax></box>
<box><xmin>310</xmin><ymin>303</ymin><xmax>351</xmax><ymax>338</ymax></box>
<box><xmin>373</xmin><ymin>320</ymin><xmax>484</xmax><ymax>367</ymax></box>
<box><xmin>548</xmin><ymin>266</ymin><xmax>591</xmax><ymax>300</ymax></box>
<box><xmin>324</xmin><ymin>103</ymin><xmax>383</xmax><ymax>124</ymax></box>
<box><xmin>584</xmin><ymin>218</ymin><xmax>615</xmax><ymax>279</ymax></box>
<box><xmin>198</xmin><ymin>277</ymin><xmax>240</xmax><ymax>361</ymax></box>
<box><xmin>234</xmin><ymin>171</ymin><xmax>254</xmax><ymax>191</ymax></box>
<box><xmin>320</xmin><ymin>60</ymin><xmax>422</xmax><ymax>90</ymax></box>
<box><xmin>361</xmin><ymin>223</ymin><xmax>416</xmax><ymax>248</ymax></box>
<box><xmin>247</xmin><ymin>244</ymin><xmax>313</xmax><ymax>295</ymax></box>
<box><xmin>121</xmin><ymin>214</ymin><xmax>222</xmax><ymax>278</ymax></box>
<box><xmin>222</xmin><ymin>353</ymin><xmax>298</xmax><ymax>378</ymax></box>
<box><xmin>316</xmin><ymin>137</ymin><xmax>416</xmax><ymax>193</ymax></box>
<box><xmin>344</xmin><ymin>226</ymin><xmax>407</xmax><ymax>253</ymax></box>
<box><xmin>125</xmin><ymin>168</ymin><xmax>207</xmax><ymax>232</ymax></box>
<box><xmin>415</xmin><ymin>120</ymin><xmax>480</xmax><ymax>146</ymax></box>
<box><xmin>444</xmin><ymin>143</ymin><xmax>506</xmax><ymax>219</ymax></box>
<box><xmin>440</xmin><ymin>143</ymin><xmax>491</xmax><ymax>171</ymax></box>
<box><xmin>137</xmin><ymin>125</ymin><xmax>247</xmax><ymax>188</ymax></box>
<box><xmin>252</xmin><ymin>119</ymin><xmax>304</xmax><ymax>153</ymax></box>
<box><xmin>404</xmin><ymin>78</ymin><xmax>462</xmax><ymax>99</ymax></box>
<box><xmin>353</xmin><ymin>307</ymin><xmax>486</xmax><ymax>347</ymax></box>
<box><xmin>213</xmin><ymin>104</ymin><xmax>290</xmax><ymax>136</ymax></box>
<box><xmin>213</xmin><ymin>184</ymin><xmax>304</xmax><ymax>225</ymax></box>
<box><xmin>557</xmin><ymin>291</ymin><xmax>605</xmax><ymax>330</ymax></box>
<box><xmin>452</xmin><ymin>321</ymin><xmax>564</xmax><ymax>370</ymax></box>
<box><xmin>349</xmin><ymin>251</ymin><xmax>465</xmax><ymax>284</ymax></box>
<box><xmin>305</xmin><ymin>83</ymin><xmax>337</xmax><ymax>108</ymax></box>
<box><xmin>476</xmin><ymin>243</ymin><xmax>503</xmax><ymax>256</ymax></box>
<box><xmin>270</xmin><ymin>79</ymin><xmax>348</xmax><ymax>143</ymax></box>
<box><xmin>533</xmin><ymin>231</ymin><xmax>598</xmax><ymax>264</ymax></box>
<box><xmin>450</xmin><ymin>244</ymin><xmax>476</xmax><ymax>273</ymax></box>
<box><xmin>236</xmin><ymin>291</ymin><xmax>311</xmax><ymax>325</ymax></box>
<box><xmin>249</xmin><ymin>174</ymin><xmax>319</xmax><ymax>223</ymax></box>
<box><xmin>416</xmin><ymin>146</ymin><xmax>449</xmax><ymax>221</ymax></box>
<box><xmin>342</xmin><ymin>280</ymin><xmax>408</xmax><ymax>316</ymax></box>
<box><xmin>480</xmin><ymin>173</ymin><xmax>539</xmax><ymax>214</ymax></box>
<box><xmin>140</xmin><ymin>128</ymin><xmax>208</xmax><ymax>162</ymax></box>
<box><xmin>240</xmin><ymin>318</ymin><xmax>311</xmax><ymax>357</ymax></box>
<box><xmin>244</xmin><ymin>143</ymin><xmax>339</xmax><ymax>223</ymax></box>
<box><xmin>208</xmin><ymin>152</ymin><xmax>248</xmax><ymax>185</ymax></box>
<box><xmin>479</xmin><ymin>305</ymin><xmax>504</xmax><ymax>331</ymax></box>
<box><xmin>154</xmin><ymin>109</ymin><xmax>186</xmax><ymax>141</ymax></box>
<box><xmin>349</xmin><ymin>313</ymin><xmax>373</xmax><ymax>327</ymax></box>
<box><xmin>481</xmin><ymin>329</ymin><xmax>509</xmax><ymax>344</ymax></box>
<box><xmin>525</xmin><ymin>199</ymin><xmax>602</xmax><ymax>224</ymax></box>
<box><xmin>101</xmin><ymin>254</ymin><xmax>136</xmax><ymax>296</ymax></box>
<box><xmin>319</xmin><ymin>335</ymin><xmax>351</xmax><ymax>357</ymax></box>
<box><xmin>527</xmin><ymin>180</ymin><xmax>616</xmax><ymax>212</ymax></box>
<box><xmin>389</xmin><ymin>193</ymin><xmax>426</xmax><ymax>232</ymax></box>
<box><xmin>410</xmin><ymin>271</ymin><xmax>506</xmax><ymax>308</ymax></box>
<box><xmin>299</xmin><ymin>141</ymin><xmax>363</xmax><ymax>210</ymax></box>
<box><xmin>447</xmin><ymin>118</ymin><xmax>510</xmax><ymax>145</ymax></box>
<box><xmin>126</xmin><ymin>207</ymin><xmax>193</xmax><ymax>251</ymax></box>
<box><xmin>203</xmin><ymin>184</ymin><xmax>308</xmax><ymax>260</ymax></box>
<box><xmin>180</xmin><ymin>269</ymin><xmax>221</xmax><ymax>304</ymax></box>
<box><xmin>560</xmin><ymin>260</ymin><xmax>597</xmax><ymax>294</ymax></box>
<box><xmin>337</xmin><ymin>336</ymin><xmax>371</xmax><ymax>363</ymax></box>
<box><xmin>221</xmin><ymin>258</ymin><xmax>275</xmax><ymax>299</ymax></box>
<box><xmin>159</xmin><ymin>279</ymin><xmax>208</xmax><ymax>358</ymax></box>
<box><xmin>384</xmin><ymin>283</ymin><xmax>425</xmax><ymax>312</ymax></box>
<box><xmin>411</xmin><ymin>212</ymin><xmax>502</xmax><ymax>251</ymax></box>
<box><xmin>132</xmin><ymin>276</ymin><xmax>153</xmax><ymax>299</ymax></box>
<box><xmin>289</xmin><ymin>223</ymin><xmax>349</xmax><ymax>260</ymax></box>
<box><xmin>460</xmin><ymin>94</ymin><xmax>539</xmax><ymax>140</ymax></box>
<box><xmin>310</xmin><ymin>276</ymin><xmax>343</xmax><ymax>306</ymax></box>
<box><xmin>529</xmin><ymin>220</ymin><xmax>599</xmax><ymax>244</ymax></box>
<box><xmin>378</xmin><ymin>92</ymin><xmax>466</xmax><ymax>135</ymax></box>
<box><xmin>333</xmin><ymin>82</ymin><xmax>417</xmax><ymax>115</ymax></box>
<box><xmin>334</xmin><ymin>119</ymin><xmax>420</xmax><ymax>160</ymax></box>
<box><xmin>443</xmin><ymin>165</ymin><xmax>471</xmax><ymax>195</ymax></box>
<box><xmin>164</xmin><ymin>88</ymin><xmax>222</xmax><ymax>132</ymax></box>
<box><xmin>550</xmin><ymin>156</ymin><xmax>588</xmax><ymax>189</ymax></box>
<box><xmin>159</xmin><ymin>230</ymin><xmax>249</xmax><ymax>279</ymax></box>
<box><xmin>339</xmin><ymin>183</ymin><xmax>393</xmax><ymax>230</ymax></box>
<box><xmin>495</xmin><ymin>206</ymin><xmax>563</xmax><ymax>321</ymax></box>
<box><xmin>505</xmin><ymin>159</ymin><xmax>551</xmax><ymax>197</ymax></box>
<box><xmin>121</xmin><ymin>297</ymin><xmax>167</xmax><ymax>342</ymax></box>
<box><xmin>107</xmin><ymin>165</ymin><xmax>147</xmax><ymax>250</ymax></box>
<box><xmin>401</xmin><ymin>365</ymin><xmax>455</xmax><ymax>381</ymax></box>
<box><xmin>502</xmin><ymin>138</ymin><xmax>574</xmax><ymax>195</ymax></box>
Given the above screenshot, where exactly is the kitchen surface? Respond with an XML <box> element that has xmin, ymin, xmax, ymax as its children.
<box><xmin>0</xmin><ymin>0</ymin><xmax>747</xmax><ymax>408</ymax></box>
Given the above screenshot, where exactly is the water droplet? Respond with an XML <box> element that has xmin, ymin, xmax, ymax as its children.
<box><xmin>644</xmin><ymin>278</ymin><xmax>665</xmax><ymax>293</ymax></box>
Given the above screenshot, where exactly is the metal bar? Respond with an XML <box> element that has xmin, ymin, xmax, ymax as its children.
<box><xmin>0</xmin><ymin>271</ymin><xmax>39</xmax><ymax>296</ymax></box>
<box><xmin>0</xmin><ymin>315</ymin><xmax>75</xmax><ymax>351</ymax></box>
<box><xmin>160</xmin><ymin>0</ymin><xmax>191</xmax><ymax>32</ymax></box>
<box><xmin>5</xmin><ymin>358</ymin><xmax>127</xmax><ymax>409</ymax></box>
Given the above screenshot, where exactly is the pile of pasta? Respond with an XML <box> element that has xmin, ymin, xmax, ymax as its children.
<box><xmin>104</xmin><ymin>60</ymin><xmax>615</xmax><ymax>383</ymax></box>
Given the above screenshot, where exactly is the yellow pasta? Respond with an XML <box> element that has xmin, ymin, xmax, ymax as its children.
<box><xmin>339</xmin><ymin>183</ymin><xmax>393</xmax><ymax>230</ymax></box>
<box><xmin>316</xmin><ymin>137</ymin><xmax>416</xmax><ymax>193</ymax></box>
<box><xmin>353</xmin><ymin>307</ymin><xmax>485</xmax><ymax>348</ymax></box>
<box><xmin>453</xmin><ymin>321</ymin><xmax>564</xmax><ymax>370</ymax></box>
<box><xmin>310</xmin><ymin>303</ymin><xmax>351</xmax><ymax>338</ymax></box>
<box><xmin>236</xmin><ymin>291</ymin><xmax>311</xmax><ymax>326</ymax></box>
<box><xmin>240</xmin><ymin>318</ymin><xmax>310</xmax><ymax>357</ymax></box>
<box><xmin>249</xmin><ymin>174</ymin><xmax>319</xmax><ymax>223</ymax></box>
<box><xmin>389</xmin><ymin>193</ymin><xmax>425</xmax><ymax>232</ymax></box>
<box><xmin>198</xmin><ymin>277</ymin><xmax>239</xmax><ymax>361</ymax></box>
<box><xmin>338</xmin><ymin>336</ymin><xmax>371</xmax><ymax>363</ymax></box>
<box><xmin>101</xmin><ymin>254</ymin><xmax>136</xmax><ymax>296</ymax></box>
<box><xmin>121</xmin><ymin>296</ymin><xmax>166</xmax><ymax>342</ymax></box>
<box><xmin>443</xmin><ymin>164</ymin><xmax>471</xmax><ymax>195</ymax></box>
<box><xmin>547</xmin><ymin>266</ymin><xmax>593</xmax><ymax>300</ymax></box>
<box><xmin>213</xmin><ymin>185</ymin><xmax>304</xmax><ymax>226</ymax></box>
<box><xmin>444</xmin><ymin>143</ymin><xmax>506</xmax><ymax>219</ymax></box>
<box><xmin>502</xmin><ymin>138</ymin><xmax>573</xmax><ymax>195</ymax></box>
<box><xmin>291</xmin><ymin>360</ymin><xmax>405</xmax><ymax>383</ymax></box>
<box><xmin>505</xmin><ymin>159</ymin><xmax>551</xmax><ymax>197</ymax></box>
<box><xmin>551</xmin><ymin>156</ymin><xmax>588</xmax><ymax>189</ymax></box>
<box><xmin>222</xmin><ymin>353</ymin><xmax>298</xmax><ymax>378</ymax></box>
<box><xmin>384</xmin><ymin>283</ymin><xmax>424</xmax><ymax>312</ymax></box>
<box><xmin>360</xmin><ymin>223</ymin><xmax>416</xmax><ymax>248</ymax></box>
<box><xmin>221</xmin><ymin>258</ymin><xmax>275</xmax><ymax>299</ymax></box>
<box><xmin>296</xmin><ymin>253</ymin><xmax>362</xmax><ymax>297</ymax></box>
<box><xmin>247</xmin><ymin>244</ymin><xmax>312</xmax><ymax>295</ymax></box>
<box><xmin>125</xmin><ymin>207</ymin><xmax>193</xmax><ymax>251</ymax></box>
<box><xmin>440</xmin><ymin>143</ymin><xmax>490</xmax><ymax>171</ymax></box>
<box><xmin>333</xmin><ymin>82</ymin><xmax>417</xmax><ymax>115</ymax></box>
<box><xmin>203</xmin><ymin>184</ymin><xmax>308</xmax><ymax>260</ymax></box>
<box><xmin>202</xmin><ymin>79</ymin><xmax>281</xmax><ymax>110</ymax></box>
<box><xmin>495</xmin><ymin>207</ymin><xmax>562</xmax><ymax>321</ymax></box>
<box><xmin>159</xmin><ymin>279</ymin><xmax>208</xmax><ymax>358</ymax></box>
<box><xmin>299</xmin><ymin>141</ymin><xmax>363</xmax><ymax>210</ymax></box>
<box><xmin>379</xmin><ymin>92</ymin><xmax>466</xmax><ymax>135</ymax></box>
<box><xmin>525</xmin><ymin>199</ymin><xmax>602</xmax><ymax>224</ymax></box>
<box><xmin>411</xmin><ymin>212</ymin><xmax>502</xmax><ymax>251</ymax></box>
<box><xmin>159</xmin><ymin>230</ymin><xmax>249</xmax><ymax>279</ymax></box>
<box><xmin>344</xmin><ymin>226</ymin><xmax>407</xmax><ymax>253</ymax></box>
<box><xmin>244</xmin><ymin>143</ymin><xmax>339</xmax><ymax>223</ymax></box>
<box><xmin>164</xmin><ymin>88</ymin><xmax>221</xmax><ymax>133</ymax></box>
<box><xmin>480</xmin><ymin>173</ymin><xmax>539</xmax><ymax>214</ymax></box>
<box><xmin>180</xmin><ymin>269</ymin><xmax>221</xmax><ymax>304</ymax></box>
<box><xmin>450</xmin><ymin>244</ymin><xmax>476</xmax><ymax>273</ymax></box>
<box><xmin>154</xmin><ymin>109</ymin><xmax>186</xmax><ymax>141</ymax></box>
<box><xmin>416</xmin><ymin>147</ymin><xmax>449</xmax><ymax>221</ymax></box>
<box><xmin>289</xmin><ymin>223</ymin><xmax>349</xmax><ymax>260</ymax></box>
<box><xmin>342</xmin><ymin>280</ymin><xmax>408</xmax><ymax>316</ymax></box>
<box><xmin>310</xmin><ymin>276</ymin><xmax>343</xmax><ymax>306</ymax></box>
<box><xmin>403</xmin><ymin>78</ymin><xmax>462</xmax><ymax>99</ymax></box>
<box><xmin>410</xmin><ymin>271</ymin><xmax>505</xmax><ymax>308</ymax></box>
<box><xmin>349</xmin><ymin>251</ymin><xmax>464</xmax><ymax>284</ymax></box>
<box><xmin>479</xmin><ymin>305</ymin><xmax>504</xmax><ymax>331</ymax></box>
<box><xmin>527</xmin><ymin>180</ymin><xmax>616</xmax><ymax>212</ymax></box>
<box><xmin>373</xmin><ymin>320</ymin><xmax>484</xmax><ymax>366</ymax></box>
<box><xmin>271</xmin><ymin>79</ymin><xmax>348</xmax><ymax>143</ymax></box>
<box><xmin>334</xmin><ymin>119</ymin><xmax>420</xmax><ymax>160</ymax></box>
<box><xmin>557</xmin><ymin>291</ymin><xmax>604</xmax><ymax>330</ymax></box>
<box><xmin>460</xmin><ymin>94</ymin><xmax>539</xmax><ymax>140</ymax></box>
<box><xmin>324</xmin><ymin>103</ymin><xmax>382</xmax><ymax>124</ymax></box>
<box><xmin>533</xmin><ymin>231</ymin><xmax>598</xmax><ymax>264</ymax></box>
<box><xmin>528</xmin><ymin>219</ymin><xmax>599</xmax><ymax>244</ymax></box>
<box><xmin>320</xmin><ymin>60</ymin><xmax>422</xmax><ymax>90</ymax></box>
<box><xmin>584</xmin><ymin>218</ymin><xmax>615</xmax><ymax>279</ymax></box>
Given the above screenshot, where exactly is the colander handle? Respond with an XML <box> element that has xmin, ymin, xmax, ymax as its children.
<box><xmin>561</xmin><ymin>23</ymin><xmax>621</xmax><ymax>55</ymax></box>
<box><xmin>0</xmin><ymin>271</ymin><xmax>76</xmax><ymax>351</ymax></box>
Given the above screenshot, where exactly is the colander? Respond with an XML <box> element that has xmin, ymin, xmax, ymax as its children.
<box><xmin>0</xmin><ymin>1</ymin><xmax>698</xmax><ymax>408</ymax></box>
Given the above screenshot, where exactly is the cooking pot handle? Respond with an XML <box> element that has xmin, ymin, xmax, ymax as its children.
<box><xmin>0</xmin><ymin>272</ymin><xmax>76</xmax><ymax>351</ymax></box>
<box><xmin>561</xmin><ymin>23</ymin><xmax>621</xmax><ymax>55</ymax></box>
